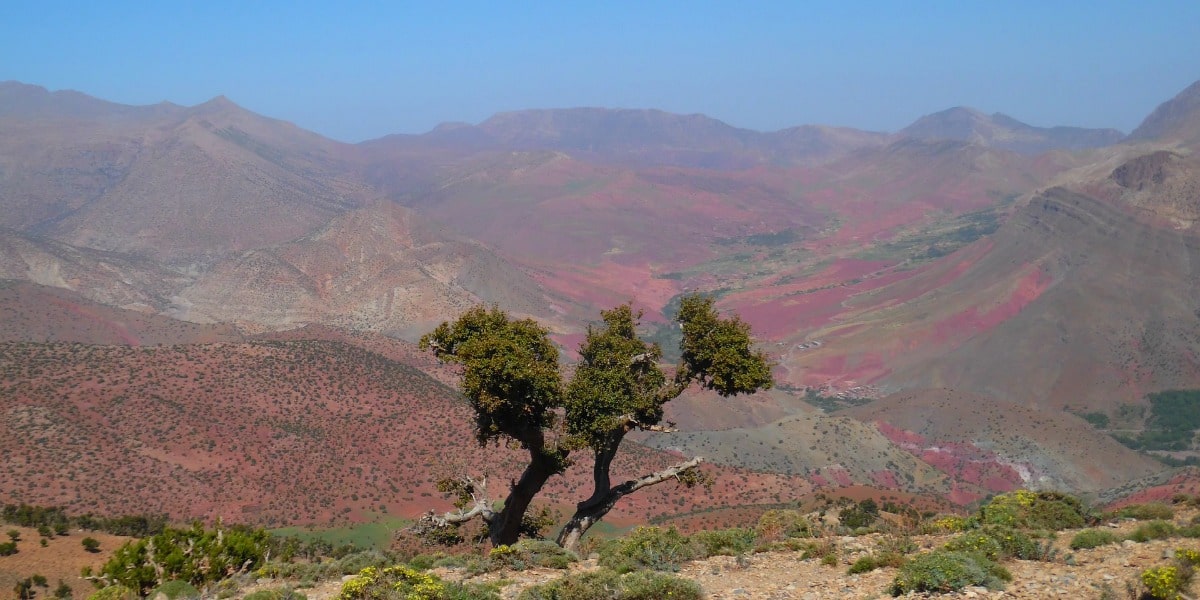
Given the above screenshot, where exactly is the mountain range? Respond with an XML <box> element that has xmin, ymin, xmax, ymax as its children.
<box><xmin>2</xmin><ymin>77</ymin><xmax>1199</xmax><ymax>524</ymax></box>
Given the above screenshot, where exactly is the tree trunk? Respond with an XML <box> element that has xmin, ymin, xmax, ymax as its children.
<box><xmin>488</xmin><ymin>448</ymin><xmax>561</xmax><ymax>546</ymax></box>
<box><xmin>557</xmin><ymin>456</ymin><xmax>704</xmax><ymax>551</ymax></box>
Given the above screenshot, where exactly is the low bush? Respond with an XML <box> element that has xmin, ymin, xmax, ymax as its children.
<box><xmin>889</xmin><ymin>550</ymin><xmax>1010</xmax><ymax>596</ymax></box>
<box><xmin>1069</xmin><ymin>529</ymin><xmax>1119</xmax><ymax>550</ymax></box>
<box><xmin>691</xmin><ymin>528</ymin><xmax>756</xmax><ymax>557</ymax></box>
<box><xmin>338</xmin><ymin>565</ymin><xmax>498</xmax><ymax>600</ymax></box>
<box><xmin>978</xmin><ymin>490</ymin><xmax>1088</xmax><ymax>530</ymax></box>
<box><xmin>85</xmin><ymin>586</ymin><xmax>138</xmax><ymax>600</ymax></box>
<box><xmin>754</xmin><ymin>509</ymin><xmax>813</xmax><ymax>542</ymax></box>
<box><xmin>489</xmin><ymin>539</ymin><xmax>578</xmax><ymax>570</ymax></box>
<box><xmin>922</xmin><ymin>515</ymin><xmax>969</xmax><ymax>534</ymax></box>
<box><xmin>1117</xmin><ymin>503</ymin><xmax>1176</xmax><ymax>521</ymax></box>
<box><xmin>597</xmin><ymin>527</ymin><xmax>695</xmax><ymax>573</ymax></box>
<box><xmin>1129</xmin><ymin>520</ymin><xmax>1178</xmax><ymax>543</ymax></box>
<box><xmin>0</xmin><ymin>541</ymin><xmax>16</xmax><ymax>556</ymax></box>
<box><xmin>847</xmin><ymin>552</ymin><xmax>906</xmax><ymax>574</ymax></box>
<box><xmin>944</xmin><ymin>531</ymin><xmax>1003</xmax><ymax>560</ymax></box>
<box><xmin>516</xmin><ymin>569</ymin><xmax>703</xmax><ymax>600</ymax></box>
<box><xmin>100</xmin><ymin>523</ymin><xmax>269</xmax><ymax>595</ymax></box>
<box><xmin>147</xmin><ymin>581</ymin><xmax>199</xmax><ymax>600</ymax></box>
<box><xmin>257</xmin><ymin>550</ymin><xmax>391</xmax><ymax>582</ymax></box>
<box><xmin>242</xmin><ymin>588</ymin><xmax>307</xmax><ymax>600</ymax></box>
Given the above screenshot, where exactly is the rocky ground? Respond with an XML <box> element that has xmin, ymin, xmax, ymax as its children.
<box><xmin>236</xmin><ymin>512</ymin><xmax>1199</xmax><ymax>600</ymax></box>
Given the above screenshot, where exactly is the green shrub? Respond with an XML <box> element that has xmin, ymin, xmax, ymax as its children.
<box><xmin>848</xmin><ymin>552</ymin><xmax>906</xmax><ymax>574</ymax></box>
<box><xmin>101</xmin><ymin>523</ymin><xmax>269</xmax><ymax>595</ymax></box>
<box><xmin>1118</xmin><ymin>503</ymin><xmax>1175</xmax><ymax>521</ymax></box>
<box><xmin>754</xmin><ymin>509</ymin><xmax>813</xmax><ymax>542</ymax></box>
<box><xmin>517</xmin><ymin>570</ymin><xmax>618</xmax><ymax>600</ymax></box>
<box><xmin>944</xmin><ymin>531</ymin><xmax>1003</xmax><ymax>560</ymax></box>
<box><xmin>618</xmin><ymin>571</ymin><xmax>704</xmax><ymax>600</ymax></box>
<box><xmin>516</xmin><ymin>570</ymin><xmax>702</xmax><ymax>600</ymax></box>
<box><xmin>147</xmin><ymin>581</ymin><xmax>199</xmax><ymax>600</ymax></box>
<box><xmin>489</xmin><ymin>540</ymin><xmax>578</xmax><ymax>571</ymax></box>
<box><xmin>597</xmin><ymin>527</ymin><xmax>695</xmax><ymax>573</ymax></box>
<box><xmin>978</xmin><ymin>490</ymin><xmax>1087</xmax><ymax>530</ymax></box>
<box><xmin>257</xmin><ymin>550</ymin><xmax>390</xmax><ymax>582</ymax></box>
<box><xmin>691</xmin><ymin>528</ymin><xmax>756</xmax><ymax>557</ymax></box>
<box><xmin>85</xmin><ymin>586</ymin><xmax>137</xmax><ymax>600</ymax></box>
<box><xmin>889</xmin><ymin>551</ymin><xmax>1010</xmax><ymax>595</ymax></box>
<box><xmin>921</xmin><ymin>515</ymin><xmax>969</xmax><ymax>534</ymax></box>
<box><xmin>983</xmin><ymin>526</ymin><xmax>1040</xmax><ymax>560</ymax></box>
<box><xmin>0</xmin><ymin>541</ymin><xmax>16</xmax><ymax>556</ymax></box>
<box><xmin>1129</xmin><ymin>520</ymin><xmax>1178</xmax><ymax>543</ymax></box>
<box><xmin>338</xmin><ymin>565</ymin><xmax>498</xmax><ymax>600</ymax></box>
<box><xmin>243</xmin><ymin>588</ymin><xmax>307</xmax><ymax>600</ymax></box>
<box><xmin>840</xmin><ymin>499</ymin><xmax>880</xmax><ymax>530</ymax></box>
<box><xmin>1070</xmin><ymin>529</ymin><xmax>1119</xmax><ymax>550</ymax></box>
<box><xmin>82</xmin><ymin>537</ymin><xmax>101</xmax><ymax>553</ymax></box>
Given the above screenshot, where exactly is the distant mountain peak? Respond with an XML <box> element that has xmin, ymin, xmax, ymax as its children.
<box><xmin>900</xmin><ymin>106</ymin><xmax>1123</xmax><ymax>154</ymax></box>
<box><xmin>1128</xmin><ymin>79</ymin><xmax>1200</xmax><ymax>143</ymax></box>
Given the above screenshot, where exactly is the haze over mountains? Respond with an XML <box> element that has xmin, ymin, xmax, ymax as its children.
<box><xmin>2</xmin><ymin>77</ymin><xmax>1200</xmax><ymax>523</ymax></box>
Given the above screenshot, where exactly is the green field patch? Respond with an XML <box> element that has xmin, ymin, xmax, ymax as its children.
<box><xmin>854</xmin><ymin>208</ymin><xmax>1001</xmax><ymax>262</ymax></box>
<box><xmin>270</xmin><ymin>514</ymin><xmax>410</xmax><ymax>551</ymax></box>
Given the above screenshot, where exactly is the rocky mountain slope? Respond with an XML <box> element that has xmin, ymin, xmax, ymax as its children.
<box><xmin>900</xmin><ymin>106</ymin><xmax>1124</xmax><ymax>154</ymax></box>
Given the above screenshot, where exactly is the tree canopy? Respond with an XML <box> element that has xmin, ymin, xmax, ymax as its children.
<box><xmin>417</xmin><ymin>295</ymin><xmax>772</xmax><ymax>549</ymax></box>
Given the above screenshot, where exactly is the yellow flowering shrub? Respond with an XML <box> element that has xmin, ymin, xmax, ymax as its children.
<box><xmin>1141</xmin><ymin>565</ymin><xmax>1183</xmax><ymax>600</ymax></box>
<box><xmin>338</xmin><ymin>565</ymin><xmax>497</xmax><ymax>600</ymax></box>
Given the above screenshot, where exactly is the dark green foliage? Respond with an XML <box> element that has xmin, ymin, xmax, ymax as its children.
<box><xmin>421</xmin><ymin>306</ymin><xmax>563</xmax><ymax>447</ymax></box>
<box><xmin>1080</xmin><ymin>412</ymin><xmax>1110</xmax><ymax>429</ymax></box>
<box><xmin>1117</xmin><ymin>389</ymin><xmax>1200</xmax><ymax>451</ymax></box>
<box><xmin>99</xmin><ymin>523</ymin><xmax>269</xmax><ymax>595</ymax></box>
<box><xmin>675</xmin><ymin>296</ymin><xmax>772</xmax><ymax>397</ymax></box>
<box><xmin>890</xmin><ymin>551</ymin><xmax>1010</xmax><ymax>595</ymax></box>
<box><xmin>516</xmin><ymin>569</ymin><xmax>703</xmax><ymax>600</ymax></box>
<box><xmin>1128</xmin><ymin>520</ymin><xmax>1178</xmax><ymax>542</ymax></box>
<box><xmin>7</xmin><ymin>528</ymin><xmax>21</xmax><ymax>542</ymax></box>
<box><xmin>423</xmin><ymin>296</ymin><xmax>772</xmax><ymax>548</ymax></box>
<box><xmin>596</xmin><ymin>527</ymin><xmax>696</xmax><ymax>573</ymax></box>
<box><xmin>2</xmin><ymin>503</ymin><xmax>167</xmax><ymax>538</ymax></box>
<box><xmin>840</xmin><ymin>499</ymin><xmax>880</xmax><ymax>530</ymax></box>
<box><xmin>81</xmin><ymin>537</ymin><xmax>100</xmax><ymax>553</ymax></box>
<box><xmin>0</xmin><ymin>541</ymin><xmax>16</xmax><ymax>555</ymax></box>
<box><xmin>1070</xmin><ymin>529</ymin><xmax>1119</xmax><ymax>550</ymax></box>
<box><xmin>53</xmin><ymin>580</ymin><xmax>73</xmax><ymax>599</ymax></box>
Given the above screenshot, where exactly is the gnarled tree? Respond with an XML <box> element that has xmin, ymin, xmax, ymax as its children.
<box><xmin>417</xmin><ymin>295</ymin><xmax>772</xmax><ymax>549</ymax></box>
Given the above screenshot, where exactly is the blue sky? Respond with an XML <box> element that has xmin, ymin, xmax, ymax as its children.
<box><xmin>2</xmin><ymin>1</ymin><xmax>1198</xmax><ymax>142</ymax></box>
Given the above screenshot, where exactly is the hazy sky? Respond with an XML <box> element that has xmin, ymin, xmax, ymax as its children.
<box><xmin>3</xmin><ymin>1</ymin><xmax>1198</xmax><ymax>142</ymax></box>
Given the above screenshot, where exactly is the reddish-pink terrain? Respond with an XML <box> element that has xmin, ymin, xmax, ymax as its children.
<box><xmin>3</xmin><ymin>79</ymin><xmax>1200</xmax><ymax>527</ymax></box>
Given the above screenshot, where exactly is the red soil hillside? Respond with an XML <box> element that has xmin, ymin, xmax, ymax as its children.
<box><xmin>0</xmin><ymin>339</ymin><xmax>809</xmax><ymax>527</ymax></box>
<box><xmin>0</xmin><ymin>280</ymin><xmax>242</xmax><ymax>345</ymax></box>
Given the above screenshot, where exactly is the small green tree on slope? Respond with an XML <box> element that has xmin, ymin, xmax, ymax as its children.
<box><xmin>417</xmin><ymin>295</ymin><xmax>772</xmax><ymax>550</ymax></box>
